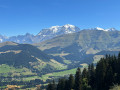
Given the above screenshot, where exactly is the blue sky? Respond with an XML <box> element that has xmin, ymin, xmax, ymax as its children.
<box><xmin>0</xmin><ymin>0</ymin><xmax>120</xmax><ymax>36</ymax></box>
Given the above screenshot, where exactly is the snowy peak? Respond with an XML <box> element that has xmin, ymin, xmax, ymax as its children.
<box><xmin>49</xmin><ymin>26</ymin><xmax>61</xmax><ymax>33</ymax></box>
<box><xmin>49</xmin><ymin>24</ymin><xmax>75</xmax><ymax>29</ymax></box>
<box><xmin>91</xmin><ymin>27</ymin><xmax>117</xmax><ymax>32</ymax></box>
<box><xmin>105</xmin><ymin>28</ymin><xmax>117</xmax><ymax>31</ymax></box>
<box><xmin>91</xmin><ymin>27</ymin><xmax>106</xmax><ymax>31</ymax></box>
<box><xmin>50</xmin><ymin>25</ymin><xmax>61</xmax><ymax>30</ymax></box>
<box><xmin>62</xmin><ymin>24</ymin><xmax>78</xmax><ymax>33</ymax></box>
<box><xmin>63</xmin><ymin>24</ymin><xmax>75</xmax><ymax>28</ymax></box>
<box><xmin>36</xmin><ymin>24</ymin><xmax>80</xmax><ymax>42</ymax></box>
<box><xmin>38</xmin><ymin>24</ymin><xmax>80</xmax><ymax>35</ymax></box>
<box><xmin>95</xmin><ymin>27</ymin><xmax>105</xmax><ymax>30</ymax></box>
<box><xmin>0</xmin><ymin>25</ymin><xmax>118</xmax><ymax>44</ymax></box>
<box><xmin>49</xmin><ymin>24</ymin><xmax>77</xmax><ymax>32</ymax></box>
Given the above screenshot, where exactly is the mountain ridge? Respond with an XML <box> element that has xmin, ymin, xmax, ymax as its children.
<box><xmin>0</xmin><ymin>42</ymin><xmax>68</xmax><ymax>76</ymax></box>
<box><xmin>34</xmin><ymin>30</ymin><xmax>120</xmax><ymax>64</ymax></box>
<box><xmin>0</xmin><ymin>24</ymin><xmax>119</xmax><ymax>43</ymax></box>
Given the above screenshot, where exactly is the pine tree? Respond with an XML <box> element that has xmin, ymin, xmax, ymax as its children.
<box><xmin>47</xmin><ymin>82</ymin><xmax>53</xmax><ymax>90</ymax></box>
<box><xmin>57</xmin><ymin>78</ymin><xmax>66</xmax><ymax>90</ymax></box>
<box><xmin>82</xmin><ymin>68</ymin><xmax>88</xmax><ymax>79</ymax></box>
<box><xmin>47</xmin><ymin>80</ymin><xmax>56</xmax><ymax>90</ymax></box>
<box><xmin>88</xmin><ymin>64</ymin><xmax>91</xmax><ymax>82</ymax></box>
<box><xmin>96</xmin><ymin>58</ymin><xmax>107</xmax><ymax>90</ymax></box>
<box><xmin>64</xmin><ymin>79</ymin><xmax>69</xmax><ymax>90</ymax></box>
<box><xmin>68</xmin><ymin>74</ymin><xmax>75</xmax><ymax>90</ymax></box>
<box><xmin>52</xmin><ymin>80</ymin><xmax>56</xmax><ymax>90</ymax></box>
<box><xmin>75</xmin><ymin>67</ymin><xmax>82</xmax><ymax>90</ymax></box>
<box><xmin>88</xmin><ymin>63</ymin><xmax>95</xmax><ymax>89</ymax></box>
<box><xmin>105</xmin><ymin>66</ymin><xmax>114</xmax><ymax>90</ymax></box>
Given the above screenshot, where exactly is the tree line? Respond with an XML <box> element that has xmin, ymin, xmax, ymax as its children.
<box><xmin>47</xmin><ymin>53</ymin><xmax>120</xmax><ymax>90</ymax></box>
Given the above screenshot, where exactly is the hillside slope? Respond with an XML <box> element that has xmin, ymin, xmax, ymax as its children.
<box><xmin>34</xmin><ymin>30</ymin><xmax>120</xmax><ymax>64</ymax></box>
<box><xmin>0</xmin><ymin>42</ymin><xmax>67</xmax><ymax>80</ymax></box>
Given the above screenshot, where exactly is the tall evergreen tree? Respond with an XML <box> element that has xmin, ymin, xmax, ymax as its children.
<box><xmin>47</xmin><ymin>82</ymin><xmax>53</xmax><ymax>90</ymax></box>
<box><xmin>82</xmin><ymin>68</ymin><xmax>88</xmax><ymax>79</ymax></box>
<box><xmin>64</xmin><ymin>79</ymin><xmax>69</xmax><ymax>90</ymax></box>
<box><xmin>57</xmin><ymin>78</ymin><xmax>66</xmax><ymax>90</ymax></box>
<box><xmin>68</xmin><ymin>74</ymin><xmax>75</xmax><ymax>90</ymax></box>
<box><xmin>88</xmin><ymin>63</ymin><xmax>95</xmax><ymax>89</ymax></box>
<box><xmin>75</xmin><ymin>67</ymin><xmax>82</xmax><ymax>90</ymax></box>
<box><xmin>96</xmin><ymin>58</ymin><xmax>107</xmax><ymax>90</ymax></box>
<box><xmin>47</xmin><ymin>80</ymin><xmax>56</xmax><ymax>90</ymax></box>
<box><xmin>105</xmin><ymin>66</ymin><xmax>114</xmax><ymax>90</ymax></box>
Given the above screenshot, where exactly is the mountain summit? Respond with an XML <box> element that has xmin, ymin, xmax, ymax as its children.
<box><xmin>90</xmin><ymin>27</ymin><xmax>117</xmax><ymax>31</ymax></box>
<box><xmin>36</xmin><ymin>24</ymin><xmax>80</xmax><ymax>42</ymax></box>
<box><xmin>38</xmin><ymin>24</ymin><xmax>80</xmax><ymax>35</ymax></box>
<box><xmin>0</xmin><ymin>25</ymin><xmax>119</xmax><ymax>43</ymax></box>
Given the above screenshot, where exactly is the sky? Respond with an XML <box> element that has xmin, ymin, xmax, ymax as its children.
<box><xmin>0</xmin><ymin>0</ymin><xmax>120</xmax><ymax>36</ymax></box>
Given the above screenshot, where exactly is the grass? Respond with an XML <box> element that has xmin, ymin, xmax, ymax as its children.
<box><xmin>49</xmin><ymin>53</ymin><xmax>71</xmax><ymax>64</ymax></box>
<box><xmin>86</xmin><ymin>48</ymin><xmax>100</xmax><ymax>54</ymax></box>
<box><xmin>0</xmin><ymin>60</ymin><xmax>67</xmax><ymax>81</ymax></box>
<box><xmin>41</xmin><ymin>68</ymin><xmax>77</xmax><ymax>81</ymax></box>
<box><xmin>0</xmin><ymin>86</ymin><xmax>6</xmax><ymax>89</ymax></box>
<box><xmin>110</xmin><ymin>85</ymin><xmax>120</xmax><ymax>90</ymax></box>
<box><xmin>0</xmin><ymin>62</ymin><xmax>88</xmax><ymax>82</ymax></box>
<box><xmin>80</xmin><ymin>63</ymin><xmax>88</xmax><ymax>68</ymax></box>
<box><xmin>0</xmin><ymin>64</ymin><xmax>15</xmax><ymax>73</ymax></box>
<box><xmin>48</xmin><ymin>59</ymin><xmax>67</xmax><ymax>70</ymax></box>
<box><xmin>0</xmin><ymin>64</ymin><xmax>36</xmax><ymax>77</ymax></box>
<box><xmin>41</xmin><ymin>63</ymin><xmax>88</xmax><ymax>81</ymax></box>
<box><xmin>50</xmin><ymin>53</ymin><xmax>70</xmax><ymax>57</ymax></box>
<box><xmin>31</xmin><ymin>61</ymin><xmax>47</xmax><ymax>71</ymax></box>
<box><xmin>63</xmin><ymin>60</ymin><xmax>71</xmax><ymax>64</ymax></box>
<box><xmin>23</xmin><ymin>76</ymin><xmax>41</xmax><ymax>81</ymax></box>
<box><xmin>0</xmin><ymin>64</ymin><xmax>40</xmax><ymax>81</ymax></box>
<box><xmin>93</xmin><ymin>55</ymin><xmax>104</xmax><ymax>64</ymax></box>
<box><xmin>31</xmin><ymin>58</ymin><xmax>67</xmax><ymax>71</ymax></box>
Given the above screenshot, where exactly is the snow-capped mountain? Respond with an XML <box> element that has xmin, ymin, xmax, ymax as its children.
<box><xmin>0</xmin><ymin>24</ymin><xmax>80</xmax><ymax>43</ymax></box>
<box><xmin>0</xmin><ymin>34</ymin><xmax>8</xmax><ymax>43</ymax></box>
<box><xmin>105</xmin><ymin>28</ymin><xmax>117</xmax><ymax>31</ymax></box>
<box><xmin>90</xmin><ymin>27</ymin><xmax>117</xmax><ymax>31</ymax></box>
<box><xmin>0</xmin><ymin>25</ymin><xmax>119</xmax><ymax>44</ymax></box>
<box><xmin>5</xmin><ymin>33</ymin><xmax>35</xmax><ymax>43</ymax></box>
<box><xmin>38</xmin><ymin>24</ymin><xmax>80</xmax><ymax>35</ymax></box>
<box><xmin>36</xmin><ymin>24</ymin><xmax>80</xmax><ymax>42</ymax></box>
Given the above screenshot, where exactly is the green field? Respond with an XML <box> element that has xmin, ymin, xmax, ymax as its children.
<box><xmin>0</xmin><ymin>63</ymin><xmax>88</xmax><ymax>82</ymax></box>
<box><xmin>41</xmin><ymin>63</ymin><xmax>88</xmax><ymax>81</ymax></box>
<box><xmin>13</xmin><ymin>68</ymin><xmax>77</xmax><ymax>81</ymax></box>
<box><xmin>0</xmin><ymin>64</ymin><xmax>36</xmax><ymax>77</ymax></box>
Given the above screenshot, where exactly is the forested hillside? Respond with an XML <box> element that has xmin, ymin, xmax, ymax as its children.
<box><xmin>47</xmin><ymin>53</ymin><xmax>120</xmax><ymax>90</ymax></box>
<box><xmin>0</xmin><ymin>42</ymin><xmax>69</xmax><ymax>89</ymax></box>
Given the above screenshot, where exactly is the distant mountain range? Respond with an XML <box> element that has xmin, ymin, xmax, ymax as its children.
<box><xmin>0</xmin><ymin>25</ymin><xmax>120</xmax><ymax>82</ymax></box>
<box><xmin>0</xmin><ymin>24</ymin><xmax>118</xmax><ymax>43</ymax></box>
<box><xmin>34</xmin><ymin>29</ymin><xmax>120</xmax><ymax>64</ymax></box>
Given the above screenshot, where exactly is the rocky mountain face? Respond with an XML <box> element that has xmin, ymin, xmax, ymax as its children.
<box><xmin>36</xmin><ymin>24</ymin><xmax>80</xmax><ymax>42</ymax></box>
<box><xmin>0</xmin><ymin>24</ymin><xmax>80</xmax><ymax>43</ymax></box>
<box><xmin>34</xmin><ymin>30</ymin><xmax>120</xmax><ymax>64</ymax></box>
<box><xmin>1</xmin><ymin>24</ymin><xmax>120</xmax><ymax>64</ymax></box>
<box><xmin>3</xmin><ymin>33</ymin><xmax>35</xmax><ymax>43</ymax></box>
<box><xmin>0</xmin><ymin>24</ymin><xmax>117</xmax><ymax>43</ymax></box>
